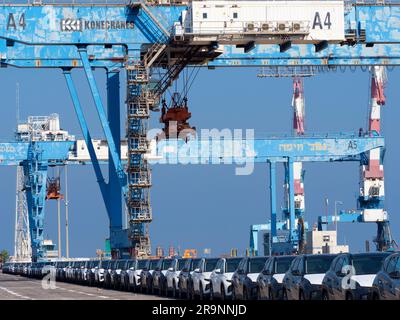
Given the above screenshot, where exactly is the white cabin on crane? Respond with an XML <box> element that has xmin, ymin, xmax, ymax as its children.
<box><xmin>175</xmin><ymin>0</ymin><xmax>345</xmax><ymax>44</ymax></box>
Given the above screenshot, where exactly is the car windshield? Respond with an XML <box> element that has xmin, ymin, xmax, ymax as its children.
<box><xmin>178</xmin><ymin>259</ymin><xmax>186</xmax><ymax>270</ymax></box>
<box><xmin>306</xmin><ymin>255</ymin><xmax>336</xmax><ymax>274</ymax></box>
<box><xmin>352</xmin><ymin>254</ymin><xmax>390</xmax><ymax>275</ymax></box>
<box><xmin>276</xmin><ymin>257</ymin><xmax>296</xmax><ymax>274</ymax></box>
<box><xmin>205</xmin><ymin>259</ymin><xmax>219</xmax><ymax>272</ymax></box>
<box><xmin>162</xmin><ymin>260</ymin><xmax>172</xmax><ymax>270</ymax></box>
<box><xmin>149</xmin><ymin>260</ymin><xmax>158</xmax><ymax>270</ymax></box>
<box><xmin>138</xmin><ymin>260</ymin><xmax>147</xmax><ymax>269</ymax></box>
<box><xmin>249</xmin><ymin>258</ymin><xmax>268</xmax><ymax>273</ymax></box>
<box><xmin>226</xmin><ymin>258</ymin><xmax>242</xmax><ymax>272</ymax></box>
<box><xmin>191</xmin><ymin>259</ymin><xmax>201</xmax><ymax>271</ymax></box>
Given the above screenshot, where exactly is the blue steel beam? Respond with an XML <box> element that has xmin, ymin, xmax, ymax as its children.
<box><xmin>63</xmin><ymin>70</ymin><xmax>107</xmax><ymax>193</ymax></box>
<box><xmin>0</xmin><ymin>141</ymin><xmax>73</xmax><ymax>165</ymax></box>
<box><xmin>288</xmin><ymin>159</ymin><xmax>296</xmax><ymax>243</ymax></box>
<box><xmin>149</xmin><ymin>135</ymin><xmax>385</xmax><ymax>164</ymax></box>
<box><xmin>1</xmin><ymin>4</ymin><xmax>400</xmax><ymax>69</ymax></box>
<box><xmin>0</xmin><ymin>5</ymin><xmax>400</xmax><ymax>46</ymax></box>
<box><xmin>78</xmin><ymin>48</ymin><xmax>127</xmax><ymax>191</ymax></box>
<box><xmin>106</xmin><ymin>70</ymin><xmax>123</xmax><ymax>239</ymax></box>
<box><xmin>269</xmin><ymin>161</ymin><xmax>277</xmax><ymax>239</ymax></box>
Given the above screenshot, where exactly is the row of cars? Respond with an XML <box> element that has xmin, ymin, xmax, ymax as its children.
<box><xmin>2</xmin><ymin>251</ymin><xmax>400</xmax><ymax>300</ymax></box>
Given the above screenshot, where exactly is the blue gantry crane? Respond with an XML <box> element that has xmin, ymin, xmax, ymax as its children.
<box><xmin>0</xmin><ymin>1</ymin><xmax>399</xmax><ymax>260</ymax></box>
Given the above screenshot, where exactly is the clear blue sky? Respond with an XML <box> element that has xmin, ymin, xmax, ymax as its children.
<box><xmin>1</xmin><ymin>65</ymin><xmax>399</xmax><ymax>258</ymax></box>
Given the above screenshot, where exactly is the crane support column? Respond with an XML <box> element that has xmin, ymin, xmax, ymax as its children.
<box><xmin>269</xmin><ymin>161</ymin><xmax>277</xmax><ymax>239</ymax></box>
<box><xmin>63</xmin><ymin>70</ymin><xmax>107</xmax><ymax>196</ymax></box>
<box><xmin>288</xmin><ymin>158</ymin><xmax>296</xmax><ymax>244</ymax></box>
<box><xmin>22</xmin><ymin>146</ymin><xmax>48</xmax><ymax>261</ymax></box>
<box><xmin>78</xmin><ymin>47</ymin><xmax>127</xmax><ymax>189</ymax></box>
<box><xmin>106</xmin><ymin>70</ymin><xmax>123</xmax><ymax>237</ymax></box>
<box><xmin>359</xmin><ymin>66</ymin><xmax>394</xmax><ymax>251</ymax></box>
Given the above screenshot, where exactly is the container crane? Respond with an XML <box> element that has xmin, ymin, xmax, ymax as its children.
<box><xmin>318</xmin><ymin>66</ymin><xmax>396</xmax><ymax>251</ymax></box>
<box><xmin>0</xmin><ymin>1</ymin><xmax>400</xmax><ymax>260</ymax></box>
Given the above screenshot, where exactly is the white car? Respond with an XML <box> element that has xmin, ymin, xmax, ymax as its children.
<box><xmin>94</xmin><ymin>260</ymin><xmax>111</xmax><ymax>285</ymax></box>
<box><xmin>128</xmin><ymin>259</ymin><xmax>148</xmax><ymax>292</ymax></box>
<box><xmin>166</xmin><ymin>258</ymin><xmax>186</xmax><ymax>297</ymax></box>
<box><xmin>65</xmin><ymin>261</ymin><xmax>76</xmax><ymax>282</ymax></box>
<box><xmin>85</xmin><ymin>260</ymin><xmax>100</xmax><ymax>286</ymax></box>
<box><xmin>120</xmin><ymin>260</ymin><xmax>137</xmax><ymax>290</ymax></box>
<box><xmin>191</xmin><ymin>258</ymin><xmax>219</xmax><ymax>299</ymax></box>
<box><xmin>210</xmin><ymin>257</ymin><xmax>242</xmax><ymax>300</ymax></box>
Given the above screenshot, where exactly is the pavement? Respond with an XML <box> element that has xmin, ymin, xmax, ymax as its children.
<box><xmin>0</xmin><ymin>272</ymin><xmax>166</xmax><ymax>300</ymax></box>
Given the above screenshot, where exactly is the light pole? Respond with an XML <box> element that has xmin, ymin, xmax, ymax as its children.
<box><xmin>334</xmin><ymin>201</ymin><xmax>343</xmax><ymax>234</ymax></box>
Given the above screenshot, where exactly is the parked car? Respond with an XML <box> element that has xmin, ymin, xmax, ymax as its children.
<box><xmin>104</xmin><ymin>260</ymin><xmax>118</xmax><ymax>288</ymax></box>
<box><xmin>371</xmin><ymin>252</ymin><xmax>400</xmax><ymax>300</ymax></box>
<box><xmin>55</xmin><ymin>261</ymin><xmax>69</xmax><ymax>282</ymax></box>
<box><xmin>65</xmin><ymin>261</ymin><xmax>76</xmax><ymax>282</ymax></box>
<box><xmin>86</xmin><ymin>260</ymin><xmax>101</xmax><ymax>286</ymax></box>
<box><xmin>140</xmin><ymin>259</ymin><xmax>159</xmax><ymax>293</ymax></box>
<box><xmin>283</xmin><ymin>254</ymin><xmax>337</xmax><ymax>300</ymax></box>
<box><xmin>152</xmin><ymin>258</ymin><xmax>173</xmax><ymax>296</ymax></box>
<box><xmin>257</xmin><ymin>255</ymin><xmax>296</xmax><ymax>300</ymax></box>
<box><xmin>120</xmin><ymin>259</ymin><xmax>137</xmax><ymax>291</ymax></box>
<box><xmin>110</xmin><ymin>259</ymin><xmax>128</xmax><ymax>290</ymax></box>
<box><xmin>322</xmin><ymin>252</ymin><xmax>391</xmax><ymax>300</ymax></box>
<box><xmin>231</xmin><ymin>257</ymin><xmax>268</xmax><ymax>300</ymax></box>
<box><xmin>74</xmin><ymin>260</ymin><xmax>88</xmax><ymax>283</ymax></box>
<box><xmin>2</xmin><ymin>262</ymin><xmax>12</xmax><ymax>274</ymax></box>
<box><xmin>178</xmin><ymin>258</ymin><xmax>201</xmax><ymax>299</ymax></box>
<box><xmin>165</xmin><ymin>258</ymin><xmax>186</xmax><ymax>297</ymax></box>
<box><xmin>94</xmin><ymin>259</ymin><xmax>111</xmax><ymax>286</ymax></box>
<box><xmin>191</xmin><ymin>258</ymin><xmax>219</xmax><ymax>300</ymax></box>
<box><xmin>128</xmin><ymin>259</ymin><xmax>148</xmax><ymax>292</ymax></box>
<box><xmin>210</xmin><ymin>257</ymin><xmax>242</xmax><ymax>300</ymax></box>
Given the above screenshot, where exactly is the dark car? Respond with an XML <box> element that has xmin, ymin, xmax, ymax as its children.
<box><xmin>109</xmin><ymin>259</ymin><xmax>128</xmax><ymax>290</ymax></box>
<box><xmin>85</xmin><ymin>260</ymin><xmax>100</xmax><ymax>286</ymax></box>
<box><xmin>283</xmin><ymin>254</ymin><xmax>337</xmax><ymax>300</ymax></box>
<box><xmin>178</xmin><ymin>258</ymin><xmax>201</xmax><ymax>299</ymax></box>
<box><xmin>257</xmin><ymin>255</ymin><xmax>296</xmax><ymax>300</ymax></box>
<box><xmin>120</xmin><ymin>259</ymin><xmax>137</xmax><ymax>291</ymax></box>
<box><xmin>55</xmin><ymin>261</ymin><xmax>69</xmax><ymax>282</ymax></box>
<box><xmin>231</xmin><ymin>257</ymin><xmax>268</xmax><ymax>300</ymax></box>
<box><xmin>322</xmin><ymin>252</ymin><xmax>391</xmax><ymax>300</ymax></box>
<box><xmin>104</xmin><ymin>260</ymin><xmax>118</xmax><ymax>288</ymax></box>
<box><xmin>371</xmin><ymin>252</ymin><xmax>400</xmax><ymax>300</ymax></box>
<box><xmin>152</xmin><ymin>258</ymin><xmax>173</xmax><ymax>296</ymax></box>
<box><xmin>140</xmin><ymin>259</ymin><xmax>159</xmax><ymax>293</ymax></box>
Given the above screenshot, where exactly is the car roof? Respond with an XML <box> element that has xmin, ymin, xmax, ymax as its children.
<box><xmin>349</xmin><ymin>252</ymin><xmax>392</xmax><ymax>258</ymax></box>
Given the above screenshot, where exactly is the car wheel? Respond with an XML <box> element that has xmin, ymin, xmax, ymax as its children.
<box><xmin>199</xmin><ymin>283</ymin><xmax>204</xmax><ymax>300</ymax></box>
<box><xmin>372</xmin><ymin>292</ymin><xmax>380</xmax><ymax>300</ymax></box>
<box><xmin>243</xmin><ymin>287</ymin><xmax>249</xmax><ymax>300</ymax></box>
<box><xmin>232</xmin><ymin>288</ymin><xmax>236</xmax><ymax>300</ymax></box>
<box><xmin>163</xmin><ymin>280</ymin><xmax>168</xmax><ymax>297</ymax></box>
<box><xmin>210</xmin><ymin>285</ymin><xmax>214</xmax><ymax>300</ymax></box>
<box><xmin>268</xmin><ymin>288</ymin><xmax>274</xmax><ymax>300</ymax></box>
<box><xmin>346</xmin><ymin>292</ymin><xmax>353</xmax><ymax>300</ymax></box>
<box><xmin>282</xmin><ymin>288</ymin><xmax>288</xmax><ymax>300</ymax></box>
<box><xmin>322</xmin><ymin>290</ymin><xmax>329</xmax><ymax>300</ymax></box>
<box><xmin>221</xmin><ymin>285</ymin><xmax>226</xmax><ymax>301</ymax></box>
<box><xmin>299</xmin><ymin>290</ymin><xmax>306</xmax><ymax>300</ymax></box>
<box><xmin>172</xmin><ymin>282</ymin><xmax>176</xmax><ymax>298</ymax></box>
<box><xmin>257</xmin><ymin>287</ymin><xmax>262</xmax><ymax>300</ymax></box>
